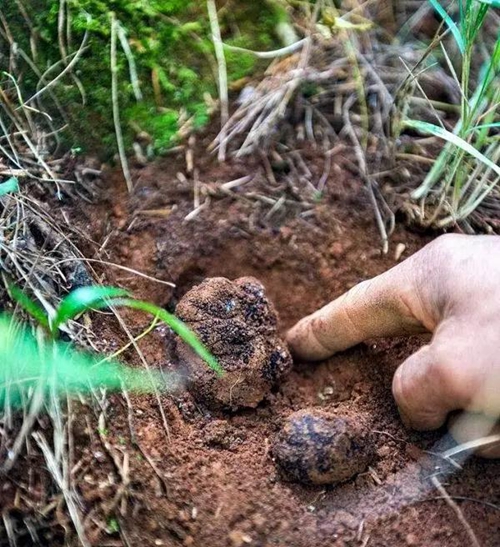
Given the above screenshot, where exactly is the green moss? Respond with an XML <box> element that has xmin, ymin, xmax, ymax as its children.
<box><xmin>2</xmin><ymin>0</ymin><xmax>282</xmax><ymax>157</ymax></box>
<box><xmin>125</xmin><ymin>104</ymin><xmax>179</xmax><ymax>152</ymax></box>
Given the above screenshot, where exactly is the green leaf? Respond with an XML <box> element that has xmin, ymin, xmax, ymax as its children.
<box><xmin>53</xmin><ymin>286</ymin><xmax>130</xmax><ymax>332</ymax></box>
<box><xmin>8</xmin><ymin>284</ymin><xmax>49</xmax><ymax>329</ymax></box>
<box><xmin>51</xmin><ymin>285</ymin><xmax>220</xmax><ymax>375</ymax></box>
<box><xmin>0</xmin><ymin>177</ymin><xmax>19</xmax><ymax>197</ymax></box>
<box><xmin>466</xmin><ymin>122</ymin><xmax>500</xmax><ymax>134</ymax></box>
<box><xmin>479</xmin><ymin>0</ymin><xmax>500</xmax><ymax>8</ymax></box>
<box><xmin>0</xmin><ymin>315</ymin><xmax>165</xmax><ymax>410</ymax></box>
<box><xmin>404</xmin><ymin>119</ymin><xmax>500</xmax><ymax>179</ymax></box>
<box><xmin>113</xmin><ymin>298</ymin><xmax>223</xmax><ymax>376</ymax></box>
<box><xmin>428</xmin><ymin>0</ymin><xmax>465</xmax><ymax>54</ymax></box>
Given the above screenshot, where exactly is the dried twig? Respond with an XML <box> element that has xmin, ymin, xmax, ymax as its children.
<box><xmin>223</xmin><ymin>38</ymin><xmax>309</xmax><ymax>59</ymax></box>
<box><xmin>431</xmin><ymin>476</ymin><xmax>481</xmax><ymax>547</ymax></box>
<box><xmin>207</xmin><ymin>0</ymin><xmax>229</xmax><ymax>162</ymax></box>
<box><xmin>110</xmin><ymin>13</ymin><xmax>133</xmax><ymax>193</ymax></box>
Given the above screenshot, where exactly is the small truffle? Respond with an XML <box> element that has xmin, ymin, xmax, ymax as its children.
<box><xmin>175</xmin><ymin>277</ymin><xmax>292</xmax><ymax>409</ymax></box>
<box><xmin>273</xmin><ymin>409</ymin><xmax>374</xmax><ymax>485</ymax></box>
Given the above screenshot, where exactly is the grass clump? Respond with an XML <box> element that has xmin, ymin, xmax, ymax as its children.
<box><xmin>0</xmin><ymin>281</ymin><xmax>220</xmax><ymax>544</ymax></box>
<box><xmin>404</xmin><ymin>0</ymin><xmax>500</xmax><ymax>228</ymax></box>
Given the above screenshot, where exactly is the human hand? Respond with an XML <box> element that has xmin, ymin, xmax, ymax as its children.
<box><xmin>287</xmin><ymin>234</ymin><xmax>500</xmax><ymax>457</ymax></box>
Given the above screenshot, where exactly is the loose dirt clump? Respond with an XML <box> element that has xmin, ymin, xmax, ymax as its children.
<box><xmin>273</xmin><ymin>409</ymin><xmax>375</xmax><ymax>485</ymax></box>
<box><xmin>175</xmin><ymin>276</ymin><xmax>292</xmax><ymax>409</ymax></box>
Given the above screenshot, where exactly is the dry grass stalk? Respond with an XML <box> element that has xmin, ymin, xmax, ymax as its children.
<box><xmin>207</xmin><ymin>0</ymin><xmax>229</xmax><ymax>162</ymax></box>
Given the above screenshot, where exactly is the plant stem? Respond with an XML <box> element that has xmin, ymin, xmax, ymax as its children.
<box><xmin>207</xmin><ymin>0</ymin><xmax>229</xmax><ymax>163</ymax></box>
<box><xmin>110</xmin><ymin>12</ymin><xmax>134</xmax><ymax>193</ymax></box>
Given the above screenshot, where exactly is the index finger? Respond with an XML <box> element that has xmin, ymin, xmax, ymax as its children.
<box><xmin>286</xmin><ymin>261</ymin><xmax>432</xmax><ymax>361</ymax></box>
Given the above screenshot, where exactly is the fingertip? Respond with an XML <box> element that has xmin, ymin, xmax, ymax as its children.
<box><xmin>286</xmin><ymin>316</ymin><xmax>332</xmax><ymax>361</ymax></box>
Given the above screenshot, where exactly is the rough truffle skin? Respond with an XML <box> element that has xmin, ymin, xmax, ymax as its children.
<box><xmin>272</xmin><ymin>409</ymin><xmax>374</xmax><ymax>485</ymax></box>
<box><xmin>175</xmin><ymin>277</ymin><xmax>292</xmax><ymax>409</ymax></box>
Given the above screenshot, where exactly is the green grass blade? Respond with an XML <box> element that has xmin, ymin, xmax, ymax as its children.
<box><xmin>8</xmin><ymin>284</ymin><xmax>49</xmax><ymax>330</ymax></box>
<box><xmin>0</xmin><ymin>315</ymin><xmax>165</xmax><ymax>409</ymax></box>
<box><xmin>53</xmin><ymin>286</ymin><xmax>220</xmax><ymax>374</ymax></box>
<box><xmin>479</xmin><ymin>0</ymin><xmax>500</xmax><ymax>8</ymax></box>
<box><xmin>428</xmin><ymin>0</ymin><xmax>465</xmax><ymax>54</ymax></box>
<box><xmin>0</xmin><ymin>177</ymin><xmax>19</xmax><ymax>197</ymax></box>
<box><xmin>113</xmin><ymin>298</ymin><xmax>223</xmax><ymax>376</ymax></box>
<box><xmin>53</xmin><ymin>286</ymin><xmax>130</xmax><ymax>332</ymax></box>
<box><xmin>466</xmin><ymin>122</ymin><xmax>500</xmax><ymax>133</ymax></box>
<box><xmin>404</xmin><ymin>119</ymin><xmax>500</xmax><ymax>179</ymax></box>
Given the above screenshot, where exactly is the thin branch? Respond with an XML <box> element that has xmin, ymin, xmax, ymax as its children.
<box><xmin>116</xmin><ymin>21</ymin><xmax>143</xmax><ymax>101</ymax></box>
<box><xmin>431</xmin><ymin>476</ymin><xmax>481</xmax><ymax>547</ymax></box>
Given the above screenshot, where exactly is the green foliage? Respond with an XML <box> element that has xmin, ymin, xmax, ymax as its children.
<box><xmin>0</xmin><ymin>177</ymin><xmax>19</xmax><ymax>197</ymax></box>
<box><xmin>52</xmin><ymin>286</ymin><xmax>129</xmax><ymax>331</ymax></box>
<box><xmin>428</xmin><ymin>0</ymin><xmax>465</xmax><ymax>54</ymax></box>
<box><xmin>408</xmin><ymin>0</ymin><xmax>500</xmax><ymax>226</ymax></box>
<box><xmin>0</xmin><ymin>314</ymin><xmax>163</xmax><ymax>409</ymax></box>
<box><xmin>114</xmin><ymin>297</ymin><xmax>222</xmax><ymax>374</ymax></box>
<box><xmin>2</xmin><ymin>283</ymin><xmax>221</xmax><ymax>409</ymax></box>
<box><xmin>404</xmin><ymin>120</ymin><xmax>500</xmax><ymax>179</ymax></box>
<box><xmin>2</xmin><ymin>0</ymin><xmax>281</xmax><ymax>156</ymax></box>
<box><xmin>106</xmin><ymin>518</ymin><xmax>120</xmax><ymax>534</ymax></box>
<box><xmin>8</xmin><ymin>284</ymin><xmax>50</xmax><ymax>330</ymax></box>
<box><xmin>125</xmin><ymin>104</ymin><xmax>180</xmax><ymax>152</ymax></box>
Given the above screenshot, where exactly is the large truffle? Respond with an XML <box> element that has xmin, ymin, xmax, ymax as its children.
<box><xmin>175</xmin><ymin>276</ymin><xmax>292</xmax><ymax>409</ymax></box>
<box><xmin>273</xmin><ymin>409</ymin><xmax>374</xmax><ymax>485</ymax></box>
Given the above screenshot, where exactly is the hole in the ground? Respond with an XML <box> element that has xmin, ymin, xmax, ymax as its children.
<box><xmin>166</xmin><ymin>264</ymin><xmax>208</xmax><ymax>312</ymax></box>
<box><xmin>165</xmin><ymin>239</ymin><xmax>329</xmax><ymax>333</ymax></box>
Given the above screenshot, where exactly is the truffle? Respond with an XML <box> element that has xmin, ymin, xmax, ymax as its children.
<box><xmin>176</xmin><ymin>277</ymin><xmax>292</xmax><ymax>409</ymax></box>
<box><xmin>273</xmin><ymin>409</ymin><xmax>374</xmax><ymax>485</ymax></box>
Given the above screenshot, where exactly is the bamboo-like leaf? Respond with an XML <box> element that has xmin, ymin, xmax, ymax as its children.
<box><xmin>8</xmin><ymin>284</ymin><xmax>49</xmax><ymax>329</ymax></box>
<box><xmin>112</xmin><ymin>298</ymin><xmax>223</xmax><ymax>376</ymax></box>
<box><xmin>428</xmin><ymin>0</ymin><xmax>465</xmax><ymax>54</ymax></box>
<box><xmin>0</xmin><ymin>177</ymin><xmax>19</xmax><ymax>197</ymax></box>
<box><xmin>53</xmin><ymin>286</ymin><xmax>130</xmax><ymax>331</ymax></box>
<box><xmin>404</xmin><ymin>119</ymin><xmax>500</xmax><ymax>179</ymax></box>
<box><xmin>479</xmin><ymin>0</ymin><xmax>500</xmax><ymax>8</ymax></box>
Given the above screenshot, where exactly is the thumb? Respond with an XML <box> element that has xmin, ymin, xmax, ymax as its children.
<box><xmin>449</xmin><ymin>413</ymin><xmax>500</xmax><ymax>459</ymax></box>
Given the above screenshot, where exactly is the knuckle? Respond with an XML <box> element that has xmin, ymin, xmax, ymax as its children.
<box><xmin>346</xmin><ymin>279</ymin><xmax>374</xmax><ymax>302</ymax></box>
<box><xmin>428</xmin><ymin>343</ymin><xmax>472</xmax><ymax>405</ymax></box>
<box><xmin>422</xmin><ymin>233</ymin><xmax>462</xmax><ymax>264</ymax></box>
<box><xmin>425</xmin><ymin>352</ymin><xmax>450</xmax><ymax>388</ymax></box>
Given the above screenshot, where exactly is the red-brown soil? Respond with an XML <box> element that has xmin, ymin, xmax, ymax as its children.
<box><xmin>18</xmin><ymin>139</ymin><xmax>500</xmax><ymax>546</ymax></box>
